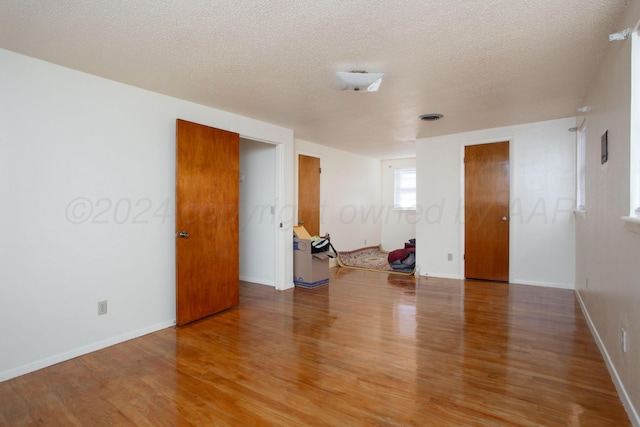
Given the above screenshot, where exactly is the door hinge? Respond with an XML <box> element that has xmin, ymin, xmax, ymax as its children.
<box><xmin>319</xmin><ymin>167</ymin><xmax>322</xmax><ymax>174</ymax></box>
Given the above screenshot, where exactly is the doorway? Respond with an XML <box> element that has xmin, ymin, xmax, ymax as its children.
<box><xmin>175</xmin><ymin>120</ymin><xmax>280</xmax><ymax>326</ymax></box>
<box><xmin>464</xmin><ymin>141</ymin><xmax>510</xmax><ymax>282</ymax></box>
<box><xmin>239</xmin><ymin>138</ymin><xmax>277</xmax><ymax>286</ymax></box>
<box><xmin>175</xmin><ymin>119</ymin><xmax>240</xmax><ymax>326</ymax></box>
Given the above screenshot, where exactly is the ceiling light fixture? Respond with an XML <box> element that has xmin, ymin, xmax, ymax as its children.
<box><xmin>609</xmin><ymin>28</ymin><xmax>630</xmax><ymax>41</ymax></box>
<box><xmin>333</xmin><ymin>70</ymin><xmax>384</xmax><ymax>92</ymax></box>
<box><xmin>577</xmin><ymin>106</ymin><xmax>591</xmax><ymax>113</ymax></box>
<box><xmin>419</xmin><ymin>113</ymin><xmax>444</xmax><ymax>121</ymax></box>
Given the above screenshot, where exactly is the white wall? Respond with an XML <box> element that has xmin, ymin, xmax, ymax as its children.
<box><xmin>295</xmin><ymin>139</ymin><xmax>381</xmax><ymax>251</ymax></box>
<box><xmin>0</xmin><ymin>48</ymin><xmax>294</xmax><ymax>381</ymax></box>
<box><xmin>415</xmin><ymin>118</ymin><xmax>576</xmax><ymax>288</ymax></box>
<box><xmin>381</xmin><ymin>158</ymin><xmax>417</xmax><ymax>250</ymax></box>
<box><xmin>575</xmin><ymin>3</ymin><xmax>640</xmax><ymax>422</ymax></box>
<box><xmin>239</xmin><ymin>138</ymin><xmax>276</xmax><ymax>286</ymax></box>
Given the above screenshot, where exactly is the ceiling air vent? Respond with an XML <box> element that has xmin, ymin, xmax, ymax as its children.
<box><xmin>419</xmin><ymin>113</ymin><xmax>444</xmax><ymax>121</ymax></box>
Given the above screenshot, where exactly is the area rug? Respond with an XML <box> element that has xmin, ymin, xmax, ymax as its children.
<box><xmin>336</xmin><ymin>245</ymin><xmax>414</xmax><ymax>275</ymax></box>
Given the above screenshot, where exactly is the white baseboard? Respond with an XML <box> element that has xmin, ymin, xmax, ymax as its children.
<box><xmin>421</xmin><ymin>272</ymin><xmax>462</xmax><ymax>280</ymax></box>
<box><xmin>509</xmin><ymin>278</ymin><xmax>574</xmax><ymax>290</ymax></box>
<box><xmin>575</xmin><ymin>290</ymin><xmax>639</xmax><ymax>427</ymax></box>
<box><xmin>279</xmin><ymin>282</ymin><xmax>294</xmax><ymax>290</ymax></box>
<box><xmin>239</xmin><ymin>275</ymin><xmax>275</xmax><ymax>287</ymax></box>
<box><xmin>0</xmin><ymin>320</ymin><xmax>175</xmax><ymax>382</ymax></box>
<box><xmin>414</xmin><ymin>274</ymin><xmax>574</xmax><ymax>290</ymax></box>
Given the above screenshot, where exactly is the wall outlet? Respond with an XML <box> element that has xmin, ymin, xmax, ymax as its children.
<box><xmin>621</xmin><ymin>328</ymin><xmax>628</xmax><ymax>353</ymax></box>
<box><xmin>98</xmin><ymin>300</ymin><xmax>108</xmax><ymax>316</ymax></box>
<box><xmin>447</xmin><ymin>253</ymin><xmax>453</xmax><ymax>261</ymax></box>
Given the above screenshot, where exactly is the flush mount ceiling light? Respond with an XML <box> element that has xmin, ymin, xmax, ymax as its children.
<box><xmin>609</xmin><ymin>28</ymin><xmax>630</xmax><ymax>41</ymax></box>
<box><xmin>333</xmin><ymin>70</ymin><xmax>384</xmax><ymax>92</ymax></box>
<box><xmin>419</xmin><ymin>113</ymin><xmax>444</xmax><ymax>121</ymax></box>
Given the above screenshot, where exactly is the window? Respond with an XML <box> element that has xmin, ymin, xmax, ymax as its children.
<box><xmin>576</xmin><ymin>122</ymin><xmax>586</xmax><ymax>211</ymax></box>
<box><xmin>623</xmin><ymin>28</ymin><xmax>640</xmax><ymax>226</ymax></box>
<box><xmin>394</xmin><ymin>168</ymin><xmax>416</xmax><ymax>210</ymax></box>
<box><xmin>631</xmin><ymin>30</ymin><xmax>640</xmax><ymax>217</ymax></box>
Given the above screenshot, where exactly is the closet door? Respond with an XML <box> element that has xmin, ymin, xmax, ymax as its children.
<box><xmin>176</xmin><ymin>119</ymin><xmax>239</xmax><ymax>326</ymax></box>
<box><xmin>464</xmin><ymin>141</ymin><xmax>510</xmax><ymax>282</ymax></box>
<box><xmin>298</xmin><ymin>154</ymin><xmax>320</xmax><ymax>236</ymax></box>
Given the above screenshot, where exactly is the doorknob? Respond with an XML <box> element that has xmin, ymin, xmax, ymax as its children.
<box><xmin>501</xmin><ymin>216</ymin><xmax>508</xmax><ymax>221</ymax></box>
<box><xmin>177</xmin><ymin>231</ymin><xmax>190</xmax><ymax>238</ymax></box>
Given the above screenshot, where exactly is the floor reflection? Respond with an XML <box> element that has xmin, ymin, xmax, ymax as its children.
<box><xmin>292</xmin><ymin>285</ymin><xmax>337</xmax><ymax>387</ymax></box>
<box><xmin>387</xmin><ymin>274</ymin><xmax>417</xmax><ymax>338</ymax></box>
<box><xmin>461</xmin><ymin>280</ymin><xmax>510</xmax><ymax>403</ymax></box>
<box><xmin>0</xmin><ymin>272</ymin><xmax>628</xmax><ymax>425</ymax></box>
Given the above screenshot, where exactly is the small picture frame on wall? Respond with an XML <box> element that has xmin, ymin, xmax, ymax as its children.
<box><xmin>601</xmin><ymin>130</ymin><xmax>608</xmax><ymax>164</ymax></box>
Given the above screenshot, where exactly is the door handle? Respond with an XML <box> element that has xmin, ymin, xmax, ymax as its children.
<box><xmin>501</xmin><ymin>216</ymin><xmax>508</xmax><ymax>221</ymax></box>
<box><xmin>177</xmin><ymin>231</ymin><xmax>190</xmax><ymax>238</ymax></box>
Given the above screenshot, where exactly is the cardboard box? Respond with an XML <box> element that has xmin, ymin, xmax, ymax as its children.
<box><xmin>293</xmin><ymin>225</ymin><xmax>329</xmax><ymax>288</ymax></box>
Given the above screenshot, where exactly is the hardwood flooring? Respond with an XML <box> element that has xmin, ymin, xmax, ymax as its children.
<box><xmin>0</xmin><ymin>268</ymin><xmax>630</xmax><ymax>426</ymax></box>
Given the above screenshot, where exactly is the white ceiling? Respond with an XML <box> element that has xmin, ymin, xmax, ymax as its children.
<box><xmin>0</xmin><ymin>1</ymin><xmax>631</xmax><ymax>159</ymax></box>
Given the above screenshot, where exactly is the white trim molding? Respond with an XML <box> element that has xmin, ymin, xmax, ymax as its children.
<box><xmin>576</xmin><ymin>290</ymin><xmax>639</xmax><ymax>427</ymax></box>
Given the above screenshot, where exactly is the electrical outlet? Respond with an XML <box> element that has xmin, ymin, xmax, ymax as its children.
<box><xmin>621</xmin><ymin>328</ymin><xmax>628</xmax><ymax>353</ymax></box>
<box><xmin>98</xmin><ymin>300</ymin><xmax>108</xmax><ymax>316</ymax></box>
<box><xmin>448</xmin><ymin>253</ymin><xmax>453</xmax><ymax>261</ymax></box>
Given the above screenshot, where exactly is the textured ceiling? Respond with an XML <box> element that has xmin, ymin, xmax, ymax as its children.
<box><xmin>0</xmin><ymin>0</ymin><xmax>631</xmax><ymax>159</ymax></box>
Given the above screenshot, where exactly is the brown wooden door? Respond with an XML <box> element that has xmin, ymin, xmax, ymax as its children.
<box><xmin>176</xmin><ymin>119</ymin><xmax>239</xmax><ymax>326</ymax></box>
<box><xmin>464</xmin><ymin>142</ymin><xmax>509</xmax><ymax>282</ymax></box>
<box><xmin>298</xmin><ymin>154</ymin><xmax>320</xmax><ymax>236</ymax></box>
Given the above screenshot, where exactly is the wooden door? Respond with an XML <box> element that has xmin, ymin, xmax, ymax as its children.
<box><xmin>298</xmin><ymin>154</ymin><xmax>320</xmax><ymax>236</ymax></box>
<box><xmin>464</xmin><ymin>142</ymin><xmax>509</xmax><ymax>282</ymax></box>
<box><xmin>176</xmin><ymin>119</ymin><xmax>239</xmax><ymax>326</ymax></box>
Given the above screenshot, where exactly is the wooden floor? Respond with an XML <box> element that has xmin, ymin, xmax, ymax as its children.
<box><xmin>0</xmin><ymin>268</ymin><xmax>630</xmax><ymax>426</ymax></box>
